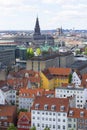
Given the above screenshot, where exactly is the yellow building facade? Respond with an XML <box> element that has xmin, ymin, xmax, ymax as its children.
<box><xmin>40</xmin><ymin>68</ymin><xmax>71</xmax><ymax>90</ymax></box>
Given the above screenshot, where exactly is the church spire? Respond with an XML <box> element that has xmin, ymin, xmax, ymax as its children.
<box><xmin>33</xmin><ymin>17</ymin><xmax>41</xmax><ymax>36</ymax></box>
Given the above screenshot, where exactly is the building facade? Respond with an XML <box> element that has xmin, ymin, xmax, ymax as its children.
<box><xmin>26</xmin><ymin>52</ymin><xmax>74</xmax><ymax>72</ymax></box>
<box><xmin>55</xmin><ymin>86</ymin><xmax>87</xmax><ymax>108</ymax></box>
<box><xmin>31</xmin><ymin>96</ymin><xmax>69</xmax><ymax>130</ymax></box>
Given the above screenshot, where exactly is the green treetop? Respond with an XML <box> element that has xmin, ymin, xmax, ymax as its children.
<box><xmin>7</xmin><ymin>124</ymin><xmax>17</xmax><ymax>130</ymax></box>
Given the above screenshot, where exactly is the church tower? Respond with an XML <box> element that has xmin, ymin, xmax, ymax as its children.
<box><xmin>33</xmin><ymin>17</ymin><xmax>41</xmax><ymax>36</ymax></box>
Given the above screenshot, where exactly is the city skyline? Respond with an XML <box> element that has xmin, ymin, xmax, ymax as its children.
<box><xmin>0</xmin><ymin>0</ymin><xmax>87</xmax><ymax>30</ymax></box>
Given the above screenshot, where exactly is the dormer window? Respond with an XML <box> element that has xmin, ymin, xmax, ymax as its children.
<box><xmin>44</xmin><ymin>104</ymin><xmax>48</xmax><ymax>110</ymax></box>
<box><xmin>80</xmin><ymin>111</ymin><xmax>84</xmax><ymax>117</ymax></box>
<box><xmin>35</xmin><ymin>104</ymin><xmax>40</xmax><ymax>109</ymax></box>
<box><xmin>60</xmin><ymin>105</ymin><xmax>65</xmax><ymax>111</ymax></box>
<box><xmin>69</xmin><ymin>110</ymin><xmax>74</xmax><ymax>116</ymax></box>
<box><xmin>51</xmin><ymin>105</ymin><xmax>56</xmax><ymax>111</ymax></box>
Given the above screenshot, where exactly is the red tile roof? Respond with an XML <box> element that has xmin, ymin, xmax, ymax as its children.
<box><xmin>32</xmin><ymin>96</ymin><xmax>69</xmax><ymax>112</ymax></box>
<box><xmin>42</xmin><ymin>67</ymin><xmax>71</xmax><ymax>80</ymax></box>
<box><xmin>18</xmin><ymin>112</ymin><xmax>31</xmax><ymax>121</ymax></box>
<box><xmin>0</xmin><ymin>105</ymin><xmax>17</xmax><ymax>122</ymax></box>
<box><xmin>48</xmin><ymin>67</ymin><xmax>71</xmax><ymax>75</ymax></box>
<box><xmin>68</xmin><ymin>108</ymin><xmax>87</xmax><ymax>119</ymax></box>
<box><xmin>19</xmin><ymin>88</ymin><xmax>45</xmax><ymax>98</ymax></box>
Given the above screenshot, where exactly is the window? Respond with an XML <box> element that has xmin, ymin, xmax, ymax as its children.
<box><xmin>42</xmin><ymin>117</ymin><xmax>44</xmax><ymax>120</ymax></box>
<box><xmin>58</xmin><ymin>113</ymin><xmax>60</xmax><ymax>116</ymax></box>
<box><xmin>49</xmin><ymin>112</ymin><xmax>52</xmax><ymax>115</ymax></box>
<box><xmin>51</xmin><ymin>105</ymin><xmax>56</xmax><ymax>111</ymax></box>
<box><xmin>63</xmin><ymin>113</ymin><xmax>66</xmax><ymax>116</ymax></box>
<box><xmin>42</xmin><ymin>112</ymin><xmax>44</xmax><ymax>115</ymax></box>
<box><xmin>53</xmin><ymin>125</ymin><xmax>55</xmax><ymax>128</ymax></box>
<box><xmin>46</xmin><ymin>118</ymin><xmax>48</xmax><ymax>121</ymax></box>
<box><xmin>53</xmin><ymin>113</ymin><xmax>55</xmax><ymax>115</ymax></box>
<box><xmin>74</xmin><ymin>124</ymin><xmax>76</xmax><ymax>128</ymax></box>
<box><xmin>49</xmin><ymin>118</ymin><xmax>51</xmax><ymax>121</ymax></box>
<box><xmin>58</xmin><ymin>119</ymin><xmax>60</xmax><ymax>122</ymax></box>
<box><xmin>44</xmin><ymin>104</ymin><xmax>48</xmax><ymax>110</ymax></box>
<box><xmin>37</xmin><ymin>117</ymin><xmax>40</xmax><ymax>120</ymax></box>
<box><xmin>63</xmin><ymin>119</ymin><xmax>65</xmax><ymax>122</ymax></box>
<box><xmin>68</xmin><ymin>118</ymin><xmax>72</xmax><ymax>121</ymax></box>
<box><xmin>63</xmin><ymin>125</ymin><xmax>65</xmax><ymax>129</ymax></box>
<box><xmin>37</xmin><ymin>123</ymin><xmax>40</xmax><ymax>127</ymax></box>
<box><xmin>46</xmin><ymin>112</ymin><xmax>48</xmax><ymax>115</ymax></box>
<box><xmin>58</xmin><ymin>125</ymin><xmax>60</xmax><ymax>129</ymax></box>
<box><xmin>68</xmin><ymin>124</ymin><xmax>72</xmax><ymax>128</ymax></box>
<box><xmin>33</xmin><ymin>116</ymin><xmax>35</xmax><ymax>119</ymax></box>
<box><xmin>53</xmin><ymin>118</ymin><xmax>55</xmax><ymax>121</ymax></box>
<box><xmin>37</xmin><ymin>111</ymin><xmax>40</xmax><ymax>114</ymax></box>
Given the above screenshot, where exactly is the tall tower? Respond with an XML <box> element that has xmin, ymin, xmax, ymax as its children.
<box><xmin>33</xmin><ymin>17</ymin><xmax>41</xmax><ymax>36</ymax></box>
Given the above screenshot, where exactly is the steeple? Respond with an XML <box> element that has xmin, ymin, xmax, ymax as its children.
<box><xmin>33</xmin><ymin>17</ymin><xmax>41</xmax><ymax>36</ymax></box>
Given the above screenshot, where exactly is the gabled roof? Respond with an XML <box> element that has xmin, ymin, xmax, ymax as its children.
<box><xmin>18</xmin><ymin>112</ymin><xmax>31</xmax><ymax>122</ymax></box>
<box><xmin>32</xmin><ymin>96</ymin><xmax>69</xmax><ymax>112</ymax></box>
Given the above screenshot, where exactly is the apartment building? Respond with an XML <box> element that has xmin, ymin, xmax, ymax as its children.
<box><xmin>40</xmin><ymin>67</ymin><xmax>71</xmax><ymax>89</ymax></box>
<box><xmin>19</xmin><ymin>88</ymin><xmax>44</xmax><ymax>111</ymax></box>
<box><xmin>68</xmin><ymin>108</ymin><xmax>87</xmax><ymax>130</ymax></box>
<box><xmin>31</xmin><ymin>96</ymin><xmax>69</xmax><ymax>130</ymax></box>
<box><xmin>55</xmin><ymin>86</ymin><xmax>87</xmax><ymax>108</ymax></box>
<box><xmin>31</xmin><ymin>96</ymin><xmax>87</xmax><ymax>130</ymax></box>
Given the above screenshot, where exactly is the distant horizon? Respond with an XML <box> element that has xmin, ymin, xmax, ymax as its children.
<box><xmin>0</xmin><ymin>29</ymin><xmax>87</xmax><ymax>32</ymax></box>
<box><xmin>0</xmin><ymin>0</ymin><xmax>87</xmax><ymax>30</ymax></box>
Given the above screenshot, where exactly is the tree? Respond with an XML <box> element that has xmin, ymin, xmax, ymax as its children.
<box><xmin>36</xmin><ymin>48</ymin><xmax>41</xmax><ymax>56</ymax></box>
<box><xmin>68</xmin><ymin>74</ymin><xmax>72</xmax><ymax>83</ymax></box>
<box><xmin>30</xmin><ymin>126</ymin><xmax>36</xmax><ymax>130</ymax></box>
<box><xmin>7</xmin><ymin>124</ymin><xmax>17</xmax><ymax>130</ymax></box>
<box><xmin>84</xmin><ymin>47</ymin><xmax>87</xmax><ymax>55</ymax></box>
<box><xmin>27</xmin><ymin>48</ymin><xmax>34</xmax><ymax>58</ymax></box>
<box><xmin>18</xmin><ymin>108</ymin><xmax>27</xmax><ymax>115</ymax></box>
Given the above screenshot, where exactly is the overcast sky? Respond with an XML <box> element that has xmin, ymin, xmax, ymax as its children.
<box><xmin>0</xmin><ymin>0</ymin><xmax>87</xmax><ymax>30</ymax></box>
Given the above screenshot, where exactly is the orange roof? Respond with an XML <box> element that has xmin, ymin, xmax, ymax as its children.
<box><xmin>9</xmin><ymin>69</ymin><xmax>40</xmax><ymax>78</ymax></box>
<box><xmin>42</xmin><ymin>67</ymin><xmax>71</xmax><ymax>80</ymax></box>
<box><xmin>0</xmin><ymin>105</ymin><xmax>16</xmax><ymax>116</ymax></box>
<box><xmin>18</xmin><ymin>112</ymin><xmax>31</xmax><ymax>120</ymax></box>
<box><xmin>7</xmin><ymin>76</ymin><xmax>40</xmax><ymax>90</ymax></box>
<box><xmin>32</xmin><ymin>96</ymin><xmax>69</xmax><ymax>112</ymax></box>
<box><xmin>48</xmin><ymin>67</ymin><xmax>71</xmax><ymax>75</ymax></box>
<box><xmin>68</xmin><ymin>108</ymin><xmax>87</xmax><ymax>119</ymax></box>
<box><xmin>19</xmin><ymin>88</ymin><xmax>45</xmax><ymax>98</ymax></box>
<box><xmin>0</xmin><ymin>105</ymin><xmax>17</xmax><ymax>122</ymax></box>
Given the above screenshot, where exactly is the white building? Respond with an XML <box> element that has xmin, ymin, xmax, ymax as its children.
<box><xmin>31</xmin><ymin>96</ymin><xmax>69</xmax><ymax>130</ymax></box>
<box><xmin>19</xmin><ymin>88</ymin><xmax>44</xmax><ymax>111</ymax></box>
<box><xmin>72</xmin><ymin>71</ymin><xmax>81</xmax><ymax>87</ymax></box>
<box><xmin>1</xmin><ymin>85</ymin><xmax>17</xmax><ymax>105</ymax></box>
<box><xmin>31</xmin><ymin>96</ymin><xmax>87</xmax><ymax>130</ymax></box>
<box><xmin>0</xmin><ymin>89</ymin><xmax>6</xmax><ymax>104</ymax></box>
<box><xmin>55</xmin><ymin>86</ymin><xmax>87</xmax><ymax>108</ymax></box>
